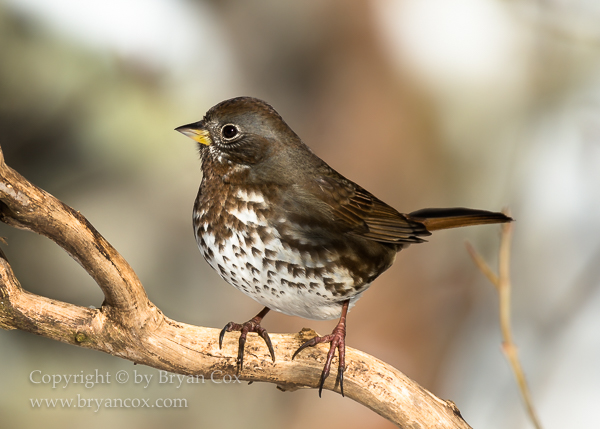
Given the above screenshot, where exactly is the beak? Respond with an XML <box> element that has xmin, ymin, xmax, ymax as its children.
<box><xmin>175</xmin><ymin>121</ymin><xmax>212</xmax><ymax>146</ymax></box>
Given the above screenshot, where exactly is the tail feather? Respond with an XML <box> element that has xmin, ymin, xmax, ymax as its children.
<box><xmin>408</xmin><ymin>208</ymin><xmax>512</xmax><ymax>232</ymax></box>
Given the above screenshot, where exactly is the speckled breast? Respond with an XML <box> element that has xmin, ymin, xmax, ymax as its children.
<box><xmin>193</xmin><ymin>185</ymin><xmax>373</xmax><ymax>321</ymax></box>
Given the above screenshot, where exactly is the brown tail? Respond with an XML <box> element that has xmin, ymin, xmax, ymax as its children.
<box><xmin>408</xmin><ymin>208</ymin><xmax>512</xmax><ymax>232</ymax></box>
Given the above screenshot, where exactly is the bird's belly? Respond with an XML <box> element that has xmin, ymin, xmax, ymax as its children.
<box><xmin>196</xmin><ymin>221</ymin><xmax>368</xmax><ymax>321</ymax></box>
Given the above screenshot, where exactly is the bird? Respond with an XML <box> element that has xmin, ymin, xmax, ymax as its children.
<box><xmin>176</xmin><ymin>96</ymin><xmax>512</xmax><ymax>397</ymax></box>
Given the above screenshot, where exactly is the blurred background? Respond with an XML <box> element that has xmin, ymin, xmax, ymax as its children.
<box><xmin>0</xmin><ymin>0</ymin><xmax>599</xmax><ymax>428</ymax></box>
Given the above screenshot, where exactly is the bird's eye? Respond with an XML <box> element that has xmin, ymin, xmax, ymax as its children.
<box><xmin>221</xmin><ymin>124</ymin><xmax>239</xmax><ymax>140</ymax></box>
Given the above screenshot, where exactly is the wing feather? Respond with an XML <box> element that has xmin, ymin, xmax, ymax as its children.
<box><xmin>313</xmin><ymin>176</ymin><xmax>430</xmax><ymax>245</ymax></box>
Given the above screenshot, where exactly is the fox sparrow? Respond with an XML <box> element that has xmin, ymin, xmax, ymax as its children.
<box><xmin>176</xmin><ymin>97</ymin><xmax>511</xmax><ymax>396</ymax></box>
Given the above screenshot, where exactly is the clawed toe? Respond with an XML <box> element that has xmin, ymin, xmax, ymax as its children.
<box><xmin>218</xmin><ymin>307</ymin><xmax>274</xmax><ymax>370</ymax></box>
<box><xmin>292</xmin><ymin>300</ymin><xmax>349</xmax><ymax>397</ymax></box>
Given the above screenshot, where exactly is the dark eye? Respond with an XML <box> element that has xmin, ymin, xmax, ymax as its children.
<box><xmin>221</xmin><ymin>124</ymin><xmax>239</xmax><ymax>140</ymax></box>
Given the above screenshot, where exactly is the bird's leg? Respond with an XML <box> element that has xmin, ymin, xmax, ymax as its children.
<box><xmin>219</xmin><ymin>306</ymin><xmax>275</xmax><ymax>371</ymax></box>
<box><xmin>292</xmin><ymin>299</ymin><xmax>350</xmax><ymax>397</ymax></box>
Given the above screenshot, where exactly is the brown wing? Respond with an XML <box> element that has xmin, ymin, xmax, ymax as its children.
<box><xmin>313</xmin><ymin>176</ymin><xmax>431</xmax><ymax>245</ymax></box>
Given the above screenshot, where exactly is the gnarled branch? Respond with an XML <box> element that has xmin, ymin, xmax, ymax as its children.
<box><xmin>0</xmin><ymin>146</ymin><xmax>470</xmax><ymax>428</ymax></box>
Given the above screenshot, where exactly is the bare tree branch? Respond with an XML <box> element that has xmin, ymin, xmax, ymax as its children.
<box><xmin>466</xmin><ymin>220</ymin><xmax>543</xmax><ymax>429</ymax></box>
<box><xmin>0</xmin><ymin>146</ymin><xmax>470</xmax><ymax>428</ymax></box>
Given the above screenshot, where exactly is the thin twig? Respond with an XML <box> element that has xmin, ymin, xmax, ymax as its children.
<box><xmin>465</xmin><ymin>243</ymin><xmax>499</xmax><ymax>290</ymax></box>
<box><xmin>466</xmin><ymin>217</ymin><xmax>543</xmax><ymax>429</ymax></box>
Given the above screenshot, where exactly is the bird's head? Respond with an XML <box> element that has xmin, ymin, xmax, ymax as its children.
<box><xmin>176</xmin><ymin>97</ymin><xmax>306</xmax><ymax>169</ymax></box>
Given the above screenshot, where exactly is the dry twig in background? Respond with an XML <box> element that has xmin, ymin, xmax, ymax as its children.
<box><xmin>466</xmin><ymin>219</ymin><xmax>543</xmax><ymax>429</ymax></box>
<box><xmin>0</xmin><ymin>145</ymin><xmax>470</xmax><ymax>428</ymax></box>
